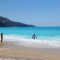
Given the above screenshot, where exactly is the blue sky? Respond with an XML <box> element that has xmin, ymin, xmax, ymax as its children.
<box><xmin>0</xmin><ymin>0</ymin><xmax>60</xmax><ymax>26</ymax></box>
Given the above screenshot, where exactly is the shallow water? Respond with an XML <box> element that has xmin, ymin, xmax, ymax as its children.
<box><xmin>0</xmin><ymin>27</ymin><xmax>60</xmax><ymax>48</ymax></box>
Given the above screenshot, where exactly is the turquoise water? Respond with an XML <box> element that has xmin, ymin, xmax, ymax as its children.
<box><xmin>0</xmin><ymin>27</ymin><xmax>60</xmax><ymax>48</ymax></box>
<box><xmin>0</xmin><ymin>27</ymin><xmax>60</xmax><ymax>37</ymax></box>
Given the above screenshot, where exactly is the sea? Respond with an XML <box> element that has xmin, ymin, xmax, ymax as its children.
<box><xmin>0</xmin><ymin>27</ymin><xmax>60</xmax><ymax>48</ymax></box>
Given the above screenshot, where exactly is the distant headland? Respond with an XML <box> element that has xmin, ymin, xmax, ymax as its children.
<box><xmin>0</xmin><ymin>16</ymin><xmax>35</xmax><ymax>27</ymax></box>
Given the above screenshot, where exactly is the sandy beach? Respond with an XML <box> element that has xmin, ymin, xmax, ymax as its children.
<box><xmin>0</xmin><ymin>42</ymin><xmax>60</xmax><ymax>60</ymax></box>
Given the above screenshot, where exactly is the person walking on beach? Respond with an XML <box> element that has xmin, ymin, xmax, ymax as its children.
<box><xmin>32</xmin><ymin>33</ymin><xmax>37</xmax><ymax>40</ymax></box>
<box><xmin>1</xmin><ymin>33</ymin><xmax>3</xmax><ymax>42</ymax></box>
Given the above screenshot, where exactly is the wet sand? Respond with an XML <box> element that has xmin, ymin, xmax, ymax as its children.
<box><xmin>0</xmin><ymin>42</ymin><xmax>60</xmax><ymax>60</ymax></box>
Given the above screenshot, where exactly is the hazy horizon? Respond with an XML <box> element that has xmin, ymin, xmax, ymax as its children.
<box><xmin>0</xmin><ymin>0</ymin><xmax>60</xmax><ymax>27</ymax></box>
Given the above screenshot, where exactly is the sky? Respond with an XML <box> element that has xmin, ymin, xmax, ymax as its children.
<box><xmin>0</xmin><ymin>0</ymin><xmax>60</xmax><ymax>26</ymax></box>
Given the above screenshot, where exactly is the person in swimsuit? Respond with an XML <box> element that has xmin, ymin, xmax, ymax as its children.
<box><xmin>32</xmin><ymin>33</ymin><xmax>37</xmax><ymax>40</ymax></box>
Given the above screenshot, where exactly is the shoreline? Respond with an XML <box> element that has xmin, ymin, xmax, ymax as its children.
<box><xmin>0</xmin><ymin>42</ymin><xmax>60</xmax><ymax>60</ymax></box>
<box><xmin>1</xmin><ymin>41</ymin><xmax>60</xmax><ymax>54</ymax></box>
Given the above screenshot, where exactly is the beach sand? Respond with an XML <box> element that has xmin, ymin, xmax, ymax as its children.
<box><xmin>0</xmin><ymin>42</ymin><xmax>60</xmax><ymax>60</ymax></box>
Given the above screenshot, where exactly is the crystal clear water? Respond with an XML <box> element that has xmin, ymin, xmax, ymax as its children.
<box><xmin>0</xmin><ymin>27</ymin><xmax>60</xmax><ymax>48</ymax></box>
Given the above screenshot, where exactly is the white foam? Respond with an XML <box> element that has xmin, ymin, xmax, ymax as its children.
<box><xmin>3</xmin><ymin>35</ymin><xmax>60</xmax><ymax>48</ymax></box>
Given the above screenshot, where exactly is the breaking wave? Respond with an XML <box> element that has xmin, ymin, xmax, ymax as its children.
<box><xmin>3</xmin><ymin>35</ymin><xmax>60</xmax><ymax>48</ymax></box>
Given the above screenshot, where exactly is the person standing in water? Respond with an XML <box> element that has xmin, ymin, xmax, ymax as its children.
<box><xmin>32</xmin><ymin>33</ymin><xmax>37</xmax><ymax>40</ymax></box>
<box><xmin>1</xmin><ymin>33</ymin><xmax>3</xmax><ymax>42</ymax></box>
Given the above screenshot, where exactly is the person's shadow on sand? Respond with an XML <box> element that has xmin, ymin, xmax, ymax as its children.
<box><xmin>0</xmin><ymin>42</ymin><xmax>3</xmax><ymax>47</ymax></box>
